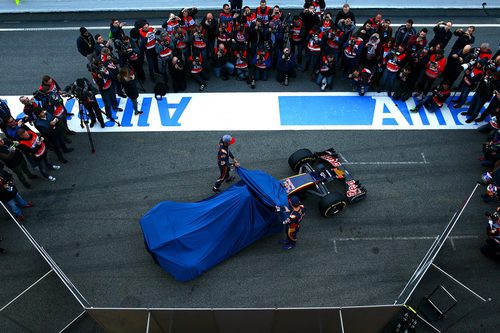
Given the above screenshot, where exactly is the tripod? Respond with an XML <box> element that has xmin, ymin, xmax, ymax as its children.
<box><xmin>77</xmin><ymin>99</ymin><xmax>96</xmax><ymax>154</ymax></box>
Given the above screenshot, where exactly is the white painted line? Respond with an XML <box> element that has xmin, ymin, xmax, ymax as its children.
<box><xmin>343</xmin><ymin>161</ymin><xmax>428</xmax><ymax>165</ymax></box>
<box><xmin>0</xmin><ymin>23</ymin><xmax>499</xmax><ymax>32</ymax></box>
<box><xmin>421</xmin><ymin>153</ymin><xmax>429</xmax><ymax>164</ymax></box>
<box><xmin>333</xmin><ymin>240</ymin><xmax>338</xmax><ymax>254</ymax></box>
<box><xmin>333</xmin><ymin>235</ymin><xmax>478</xmax><ymax>242</ymax></box>
<box><xmin>337</xmin><ymin>152</ymin><xmax>349</xmax><ymax>163</ymax></box>
<box><xmin>449</xmin><ymin>237</ymin><xmax>456</xmax><ymax>251</ymax></box>
<box><xmin>431</xmin><ymin>263</ymin><xmax>490</xmax><ymax>303</ymax></box>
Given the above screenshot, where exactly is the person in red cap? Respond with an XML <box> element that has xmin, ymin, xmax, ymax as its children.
<box><xmin>278</xmin><ymin>195</ymin><xmax>306</xmax><ymax>250</ymax></box>
<box><xmin>212</xmin><ymin>134</ymin><xmax>239</xmax><ymax>192</ymax></box>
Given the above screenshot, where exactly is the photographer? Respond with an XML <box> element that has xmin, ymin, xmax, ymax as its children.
<box><xmin>349</xmin><ymin>67</ymin><xmax>373</xmax><ymax>96</ymax></box>
<box><xmin>34</xmin><ymin>108</ymin><xmax>73</xmax><ymax>164</ymax></box>
<box><xmin>452</xmin><ymin>60</ymin><xmax>486</xmax><ymax>109</ymax></box>
<box><xmin>212</xmin><ymin>43</ymin><xmax>234</xmax><ymax>80</ymax></box>
<box><xmin>89</xmin><ymin>59</ymin><xmax>123</xmax><ymax>120</ymax></box>
<box><xmin>392</xmin><ymin>65</ymin><xmax>414</xmax><ymax>102</ymax></box>
<box><xmin>192</xmin><ymin>24</ymin><xmax>208</xmax><ymax>59</ymax></box>
<box><xmin>277</xmin><ymin>47</ymin><xmax>297</xmax><ymax>86</ymax></box>
<box><xmin>116</xmin><ymin>35</ymin><xmax>145</xmax><ymax>83</ymax></box>
<box><xmin>118</xmin><ymin>67</ymin><xmax>144</xmax><ymax>115</ymax></box>
<box><xmin>0</xmin><ymin>168</ymin><xmax>33</xmax><ymax>221</ymax></box>
<box><xmin>289</xmin><ymin>16</ymin><xmax>305</xmax><ymax>65</ymax></box>
<box><xmin>414</xmin><ymin>49</ymin><xmax>446</xmax><ymax>100</ymax></box>
<box><xmin>201</xmin><ymin>13</ymin><xmax>218</xmax><ymax>59</ymax></box>
<box><xmin>442</xmin><ymin>45</ymin><xmax>473</xmax><ymax>88</ymax></box>
<box><xmin>179</xmin><ymin>7</ymin><xmax>198</xmax><ymax>32</ymax></box>
<box><xmin>2</xmin><ymin>116</ymin><xmax>30</xmax><ymax>141</ymax></box>
<box><xmin>451</xmin><ymin>26</ymin><xmax>475</xmax><ymax>53</ymax></box>
<box><xmin>256</xmin><ymin>0</ymin><xmax>271</xmax><ymax>26</ymax></box>
<box><xmin>315</xmin><ymin>53</ymin><xmax>336</xmax><ymax>91</ymax></box>
<box><xmin>233</xmin><ymin>50</ymin><xmax>249</xmax><ymax>81</ymax></box>
<box><xmin>155</xmin><ymin>32</ymin><xmax>173</xmax><ymax>84</ymax></box>
<box><xmin>34</xmin><ymin>75</ymin><xmax>75</xmax><ymax>136</ymax></box>
<box><xmin>378</xmin><ymin>44</ymin><xmax>407</xmax><ymax>97</ymax></box>
<box><xmin>138</xmin><ymin>21</ymin><xmax>160</xmax><ymax>81</ymax></box>
<box><xmin>163</xmin><ymin>13</ymin><xmax>181</xmax><ymax>35</ymax></box>
<box><xmin>19</xmin><ymin>96</ymin><xmax>41</xmax><ymax>124</ymax></box>
<box><xmin>300</xmin><ymin>3</ymin><xmax>319</xmax><ymax>35</ymax></box>
<box><xmin>101</xmin><ymin>47</ymin><xmax>126</xmax><ymax>98</ymax></box>
<box><xmin>172</xmin><ymin>25</ymin><xmax>190</xmax><ymax>61</ymax></box>
<box><xmin>324</xmin><ymin>27</ymin><xmax>343</xmax><ymax>63</ymax></box>
<box><xmin>463</xmin><ymin>71</ymin><xmax>500</xmax><ymax>123</ymax></box>
<box><xmin>429</xmin><ymin>21</ymin><xmax>453</xmax><ymax>51</ymax></box>
<box><xmin>250</xmin><ymin>44</ymin><xmax>271</xmax><ymax>88</ymax></box>
<box><xmin>16</xmin><ymin>128</ymin><xmax>60</xmax><ymax>182</ymax></box>
<box><xmin>410</xmin><ymin>81</ymin><xmax>451</xmax><ymax>113</ymax></box>
<box><xmin>0</xmin><ymin>137</ymin><xmax>37</xmax><ymax>188</ymax></box>
<box><xmin>304</xmin><ymin>25</ymin><xmax>323</xmax><ymax>73</ymax></box>
<box><xmin>64</xmin><ymin>78</ymin><xmax>106</xmax><ymax>128</ymax></box>
<box><xmin>187</xmin><ymin>54</ymin><xmax>208</xmax><ymax>91</ymax></box>
<box><xmin>169</xmin><ymin>57</ymin><xmax>188</xmax><ymax>92</ymax></box>
<box><xmin>342</xmin><ymin>35</ymin><xmax>364</xmax><ymax>77</ymax></box>
<box><xmin>94</xmin><ymin>34</ymin><xmax>114</xmax><ymax>59</ymax></box>
<box><xmin>110</xmin><ymin>19</ymin><xmax>126</xmax><ymax>41</ymax></box>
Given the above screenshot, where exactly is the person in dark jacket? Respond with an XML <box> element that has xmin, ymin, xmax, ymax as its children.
<box><xmin>0</xmin><ymin>137</ymin><xmax>37</xmax><ymax>188</ymax></box>
<box><xmin>110</xmin><ymin>19</ymin><xmax>127</xmax><ymax>41</ymax></box>
<box><xmin>450</xmin><ymin>26</ymin><xmax>475</xmax><ymax>53</ymax></box>
<box><xmin>335</xmin><ymin>3</ymin><xmax>355</xmax><ymax>25</ymax></box>
<box><xmin>463</xmin><ymin>71</ymin><xmax>500</xmax><ymax>123</ymax></box>
<box><xmin>33</xmin><ymin>109</ymin><xmax>73</xmax><ymax>164</ymax></box>
<box><xmin>201</xmin><ymin>13</ymin><xmax>218</xmax><ymax>60</ymax></box>
<box><xmin>118</xmin><ymin>67</ymin><xmax>143</xmax><ymax>115</ymax></box>
<box><xmin>392</xmin><ymin>65</ymin><xmax>414</xmax><ymax>101</ymax></box>
<box><xmin>429</xmin><ymin>21</ymin><xmax>453</xmax><ymax>50</ymax></box>
<box><xmin>0</xmin><ymin>168</ymin><xmax>33</xmax><ymax>221</ymax></box>
<box><xmin>276</xmin><ymin>47</ymin><xmax>297</xmax><ymax>86</ymax></box>
<box><xmin>278</xmin><ymin>195</ymin><xmax>306</xmax><ymax>250</ymax></box>
<box><xmin>16</xmin><ymin>128</ymin><xmax>60</xmax><ymax>181</ymax></box>
<box><xmin>0</xmin><ymin>99</ymin><xmax>12</xmax><ymax>134</ymax></box>
<box><xmin>64</xmin><ymin>78</ymin><xmax>106</xmax><ymax>128</ymax></box>
<box><xmin>213</xmin><ymin>134</ymin><xmax>239</xmax><ymax>193</ymax></box>
<box><xmin>315</xmin><ymin>53</ymin><xmax>335</xmax><ymax>90</ymax></box>
<box><xmin>410</xmin><ymin>81</ymin><xmax>451</xmax><ymax>113</ymax></box>
<box><xmin>394</xmin><ymin>19</ymin><xmax>416</xmax><ymax>46</ymax></box>
<box><xmin>452</xmin><ymin>60</ymin><xmax>486</xmax><ymax>108</ymax></box>
<box><xmin>169</xmin><ymin>57</ymin><xmax>188</xmax><ymax>92</ymax></box>
<box><xmin>77</xmin><ymin>27</ymin><xmax>95</xmax><ymax>63</ymax></box>
<box><xmin>442</xmin><ymin>45</ymin><xmax>473</xmax><ymax>88</ymax></box>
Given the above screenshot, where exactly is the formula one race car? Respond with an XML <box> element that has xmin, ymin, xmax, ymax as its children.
<box><xmin>281</xmin><ymin>148</ymin><xmax>367</xmax><ymax>217</ymax></box>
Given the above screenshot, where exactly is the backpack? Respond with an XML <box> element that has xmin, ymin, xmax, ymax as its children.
<box><xmin>154</xmin><ymin>82</ymin><xmax>169</xmax><ymax>100</ymax></box>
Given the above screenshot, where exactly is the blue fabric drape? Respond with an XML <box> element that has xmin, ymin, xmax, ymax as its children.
<box><xmin>140</xmin><ymin>167</ymin><xmax>288</xmax><ymax>281</ymax></box>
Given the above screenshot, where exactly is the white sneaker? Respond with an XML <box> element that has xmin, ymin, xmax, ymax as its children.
<box><xmin>321</xmin><ymin>78</ymin><xmax>327</xmax><ymax>91</ymax></box>
<box><xmin>52</xmin><ymin>165</ymin><xmax>61</xmax><ymax>170</ymax></box>
<box><xmin>48</xmin><ymin>176</ymin><xmax>56</xmax><ymax>182</ymax></box>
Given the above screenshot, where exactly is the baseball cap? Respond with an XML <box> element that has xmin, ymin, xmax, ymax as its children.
<box><xmin>222</xmin><ymin>134</ymin><xmax>235</xmax><ymax>145</ymax></box>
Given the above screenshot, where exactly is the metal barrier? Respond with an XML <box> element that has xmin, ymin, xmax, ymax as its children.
<box><xmin>86</xmin><ymin>305</ymin><xmax>403</xmax><ymax>333</ymax></box>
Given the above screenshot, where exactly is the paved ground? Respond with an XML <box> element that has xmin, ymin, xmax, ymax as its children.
<box><xmin>0</xmin><ymin>8</ymin><xmax>498</xmax><ymax>333</ymax></box>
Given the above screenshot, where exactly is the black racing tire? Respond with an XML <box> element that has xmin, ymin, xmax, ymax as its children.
<box><xmin>319</xmin><ymin>191</ymin><xmax>347</xmax><ymax>217</ymax></box>
<box><xmin>288</xmin><ymin>148</ymin><xmax>315</xmax><ymax>172</ymax></box>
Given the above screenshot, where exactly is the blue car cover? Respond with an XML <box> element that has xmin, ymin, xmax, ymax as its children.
<box><xmin>140</xmin><ymin>167</ymin><xmax>289</xmax><ymax>282</ymax></box>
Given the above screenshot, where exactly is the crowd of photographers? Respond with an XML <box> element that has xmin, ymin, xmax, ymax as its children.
<box><xmin>75</xmin><ymin>1</ymin><xmax>500</xmax><ymax>120</ymax></box>
<box><xmin>1</xmin><ymin>1</ymin><xmax>500</xmax><ymax>255</ymax></box>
